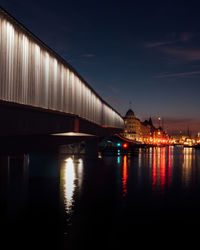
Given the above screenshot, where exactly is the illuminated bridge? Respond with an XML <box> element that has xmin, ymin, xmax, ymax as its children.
<box><xmin>0</xmin><ymin>7</ymin><xmax>124</xmax><ymax>138</ymax></box>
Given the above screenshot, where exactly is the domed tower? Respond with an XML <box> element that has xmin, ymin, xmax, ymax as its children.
<box><xmin>125</xmin><ymin>109</ymin><xmax>135</xmax><ymax>118</ymax></box>
<box><xmin>124</xmin><ymin>109</ymin><xmax>141</xmax><ymax>141</ymax></box>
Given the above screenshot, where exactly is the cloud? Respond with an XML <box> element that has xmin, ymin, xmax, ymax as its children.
<box><xmin>80</xmin><ymin>54</ymin><xmax>95</xmax><ymax>58</ymax></box>
<box><xmin>145</xmin><ymin>32</ymin><xmax>195</xmax><ymax>48</ymax></box>
<box><xmin>145</xmin><ymin>40</ymin><xmax>177</xmax><ymax>48</ymax></box>
<box><xmin>180</xmin><ymin>32</ymin><xmax>194</xmax><ymax>42</ymax></box>
<box><xmin>162</xmin><ymin>48</ymin><xmax>200</xmax><ymax>61</ymax></box>
<box><xmin>155</xmin><ymin>70</ymin><xmax>200</xmax><ymax>78</ymax></box>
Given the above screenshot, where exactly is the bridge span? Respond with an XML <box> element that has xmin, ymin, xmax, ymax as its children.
<box><xmin>0</xmin><ymin>7</ymin><xmax>124</xmax><ymax>137</ymax></box>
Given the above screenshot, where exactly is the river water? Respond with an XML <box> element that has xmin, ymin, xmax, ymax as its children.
<box><xmin>1</xmin><ymin>145</ymin><xmax>200</xmax><ymax>248</ymax></box>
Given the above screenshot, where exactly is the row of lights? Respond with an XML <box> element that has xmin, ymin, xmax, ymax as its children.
<box><xmin>117</xmin><ymin>142</ymin><xmax>128</xmax><ymax>148</ymax></box>
<box><xmin>117</xmin><ymin>139</ymin><xmax>200</xmax><ymax>148</ymax></box>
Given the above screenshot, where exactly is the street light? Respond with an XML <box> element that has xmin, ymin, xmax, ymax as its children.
<box><xmin>158</xmin><ymin>117</ymin><xmax>161</xmax><ymax>128</ymax></box>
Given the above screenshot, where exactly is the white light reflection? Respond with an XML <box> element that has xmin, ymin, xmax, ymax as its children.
<box><xmin>182</xmin><ymin>147</ymin><xmax>193</xmax><ymax>186</ymax></box>
<box><xmin>64</xmin><ymin>157</ymin><xmax>75</xmax><ymax>212</ymax></box>
<box><xmin>77</xmin><ymin>158</ymin><xmax>83</xmax><ymax>189</ymax></box>
<box><xmin>138</xmin><ymin>148</ymin><xmax>142</xmax><ymax>168</ymax></box>
<box><xmin>62</xmin><ymin>157</ymin><xmax>84</xmax><ymax>213</ymax></box>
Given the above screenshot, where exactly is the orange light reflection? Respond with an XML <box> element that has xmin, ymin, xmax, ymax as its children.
<box><xmin>152</xmin><ymin>148</ymin><xmax>157</xmax><ymax>190</ymax></box>
<box><xmin>168</xmin><ymin>147</ymin><xmax>172</xmax><ymax>187</ymax></box>
<box><xmin>160</xmin><ymin>147</ymin><xmax>166</xmax><ymax>190</ymax></box>
<box><xmin>122</xmin><ymin>155</ymin><xmax>128</xmax><ymax>197</ymax></box>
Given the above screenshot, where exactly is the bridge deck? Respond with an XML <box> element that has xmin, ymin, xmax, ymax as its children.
<box><xmin>0</xmin><ymin>7</ymin><xmax>124</xmax><ymax>131</ymax></box>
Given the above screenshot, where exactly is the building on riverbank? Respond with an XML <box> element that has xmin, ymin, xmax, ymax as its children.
<box><xmin>123</xmin><ymin>109</ymin><xmax>142</xmax><ymax>141</ymax></box>
<box><xmin>123</xmin><ymin>108</ymin><xmax>168</xmax><ymax>143</ymax></box>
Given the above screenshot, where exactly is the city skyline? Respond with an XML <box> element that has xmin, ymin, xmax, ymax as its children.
<box><xmin>1</xmin><ymin>0</ymin><xmax>200</xmax><ymax>134</ymax></box>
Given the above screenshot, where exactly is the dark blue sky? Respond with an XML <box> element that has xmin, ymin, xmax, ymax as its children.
<box><xmin>1</xmin><ymin>0</ymin><xmax>200</xmax><ymax>134</ymax></box>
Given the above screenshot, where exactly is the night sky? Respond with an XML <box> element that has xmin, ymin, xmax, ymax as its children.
<box><xmin>1</xmin><ymin>0</ymin><xmax>200</xmax><ymax>135</ymax></box>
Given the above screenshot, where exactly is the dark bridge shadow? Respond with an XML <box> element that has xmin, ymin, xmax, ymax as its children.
<box><xmin>0</xmin><ymin>101</ymin><xmax>122</xmax><ymax>153</ymax></box>
<box><xmin>0</xmin><ymin>101</ymin><xmax>122</xmax><ymax>136</ymax></box>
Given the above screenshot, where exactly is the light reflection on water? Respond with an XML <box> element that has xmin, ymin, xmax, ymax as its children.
<box><xmin>59</xmin><ymin>147</ymin><xmax>200</xmax><ymax>222</ymax></box>
<box><xmin>133</xmin><ymin>146</ymin><xmax>197</xmax><ymax>194</ymax></box>
<box><xmin>122</xmin><ymin>155</ymin><xmax>128</xmax><ymax>197</ymax></box>
<box><xmin>3</xmin><ymin>146</ymin><xmax>200</xmax><ymax>248</ymax></box>
<box><xmin>57</xmin><ymin>145</ymin><xmax>200</xmax><ymax>245</ymax></box>
<box><xmin>63</xmin><ymin>158</ymin><xmax>75</xmax><ymax>212</ymax></box>
<box><xmin>151</xmin><ymin>146</ymin><xmax>173</xmax><ymax>193</ymax></box>
<box><xmin>59</xmin><ymin>147</ymin><xmax>200</xmax><ymax>219</ymax></box>
<box><xmin>60</xmin><ymin>156</ymin><xmax>83</xmax><ymax>214</ymax></box>
<box><xmin>182</xmin><ymin>147</ymin><xmax>194</xmax><ymax>186</ymax></box>
<box><xmin>138</xmin><ymin>148</ymin><xmax>142</xmax><ymax>168</ymax></box>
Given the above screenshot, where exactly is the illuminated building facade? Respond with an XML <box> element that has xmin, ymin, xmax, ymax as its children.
<box><xmin>123</xmin><ymin>109</ymin><xmax>168</xmax><ymax>144</ymax></box>
<box><xmin>124</xmin><ymin>109</ymin><xmax>142</xmax><ymax>141</ymax></box>
<box><xmin>141</xmin><ymin>118</ymin><xmax>154</xmax><ymax>142</ymax></box>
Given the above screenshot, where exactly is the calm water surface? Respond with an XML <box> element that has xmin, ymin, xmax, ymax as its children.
<box><xmin>1</xmin><ymin>146</ymin><xmax>200</xmax><ymax>248</ymax></box>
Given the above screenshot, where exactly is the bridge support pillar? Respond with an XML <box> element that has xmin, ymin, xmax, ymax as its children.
<box><xmin>74</xmin><ymin>117</ymin><xmax>79</xmax><ymax>133</ymax></box>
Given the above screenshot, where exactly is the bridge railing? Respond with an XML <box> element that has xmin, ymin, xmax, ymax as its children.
<box><xmin>0</xmin><ymin>8</ymin><xmax>124</xmax><ymax>128</ymax></box>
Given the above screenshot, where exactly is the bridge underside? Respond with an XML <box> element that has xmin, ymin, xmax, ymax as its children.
<box><xmin>0</xmin><ymin>101</ymin><xmax>122</xmax><ymax>137</ymax></box>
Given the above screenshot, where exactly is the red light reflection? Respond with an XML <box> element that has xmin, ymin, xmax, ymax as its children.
<box><xmin>168</xmin><ymin>147</ymin><xmax>171</xmax><ymax>187</ymax></box>
<box><xmin>152</xmin><ymin>148</ymin><xmax>157</xmax><ymax>190</ymax></box>
<box><xmin>160</xmin><ymin>147</ymin><xmax>166</xmax><ymax>190</ymax></box>
<box><xmin>122</xmin><ymin>155</ymin><xmax>128</xmax><ymax>197</ymax></box>
<box><xmin>152</xmin><ymin>146</ymin><xmax>172</xmax><ymax>193</ymax></box>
